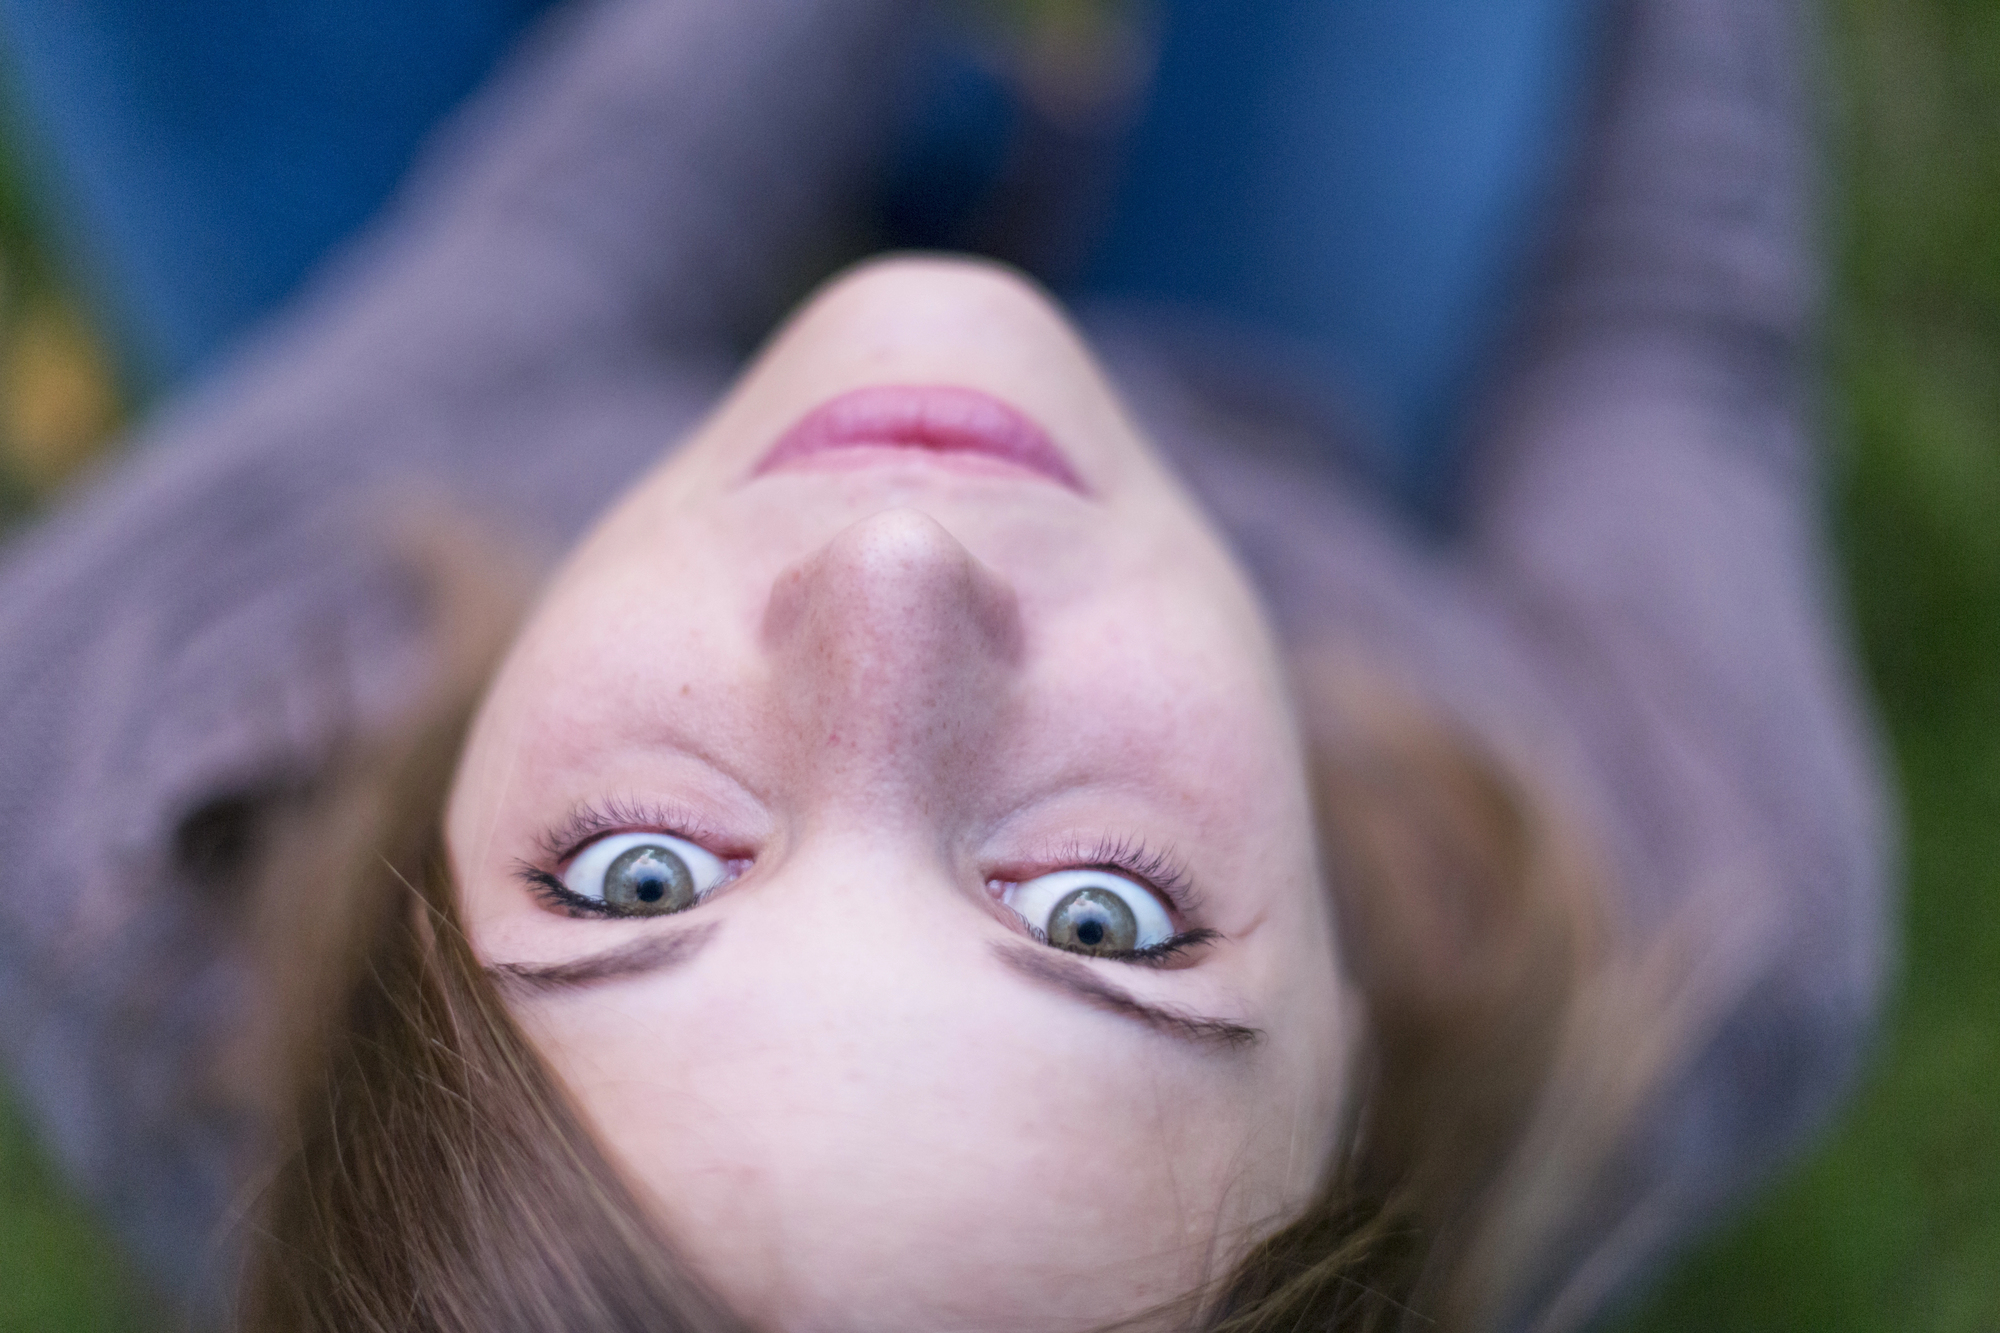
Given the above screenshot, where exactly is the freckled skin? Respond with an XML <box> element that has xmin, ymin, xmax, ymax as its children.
<box><xmin>446</xmin><ymin>257</ymin><xmax>1354</xmax><ymax>1333</ymax></box>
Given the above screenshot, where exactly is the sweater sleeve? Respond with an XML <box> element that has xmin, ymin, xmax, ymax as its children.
<box><xmin>1464</xmin><ymin>0</ymin><xmax>1892</xmax><ymax>1323</ymax></box>
<box><xmin>0</xmin><ymin>0</ymin><xmax>917</xmax><ymax>1316</ymax></box>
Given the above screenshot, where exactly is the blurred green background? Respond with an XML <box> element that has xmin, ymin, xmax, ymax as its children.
<box><xmin>1615</xmin><ymin>0</ymin><xmax>2000</xmax><ymax>1327</ymax></box>
<box><xmin>0</xmin><ymin>0</ymin><xmax>1996</xmax><ymax>1326</ymax></box>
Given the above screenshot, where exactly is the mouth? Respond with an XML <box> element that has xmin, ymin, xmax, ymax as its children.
<box><xmin>753</xmin><ymin>385</ymin><xmax>1088</xmax><ymax>494</ymax></box>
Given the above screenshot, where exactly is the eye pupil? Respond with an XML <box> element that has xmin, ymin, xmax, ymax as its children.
<box><xmin>603</xmin><ymin>844</ymin><xmax>696</xmax><ymax>915</ymax></box>
<box><xmin>1046</xmin><ymin>886</ymin><xmax>1139</xmax><ymax>956</ymax></box>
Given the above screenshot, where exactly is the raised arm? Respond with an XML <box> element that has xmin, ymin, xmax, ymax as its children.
<box><xmin>1465</xmin><ymin>0</ymin><xmax>1891</xmax><ymax>1316</ymax></box>
<box><xmin>0</xmin><ymin>0</ymin><xmax>918</xmax><ymax>1316</ymax></box>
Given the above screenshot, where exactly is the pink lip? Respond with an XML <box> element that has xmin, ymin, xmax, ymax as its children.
<box><xmin>754</xmin><ymin>385</ymin><xmax>1087</xmax><ymax>494</ymax></box>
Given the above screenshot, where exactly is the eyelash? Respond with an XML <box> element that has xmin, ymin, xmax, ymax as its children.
<box><xmin>1022</xmin><ymin>922</ymin><xmax>1222</xmax><ymax>968</ymax></box>
<box><xmin>533</xmin><ymin>797</ymin><xmax>728</xmax><ymax>863</ymax></box>
<box><xmin>994</xmin><ymin>834</ymin><xmax>1216</xmax><ymax>967</ymax></box>
<box><xmin>1032</xmin><ymin>833</ymin><xmax>1201</xmax><ymax>917</ymax></box>
<box><xmin>515</xmin><ymin>864</ymin><xmax>622</xmax><ymax>918</ymax></box>
<box><xmin>519</xmin><ymin>808</ymin><xmax>1215</xmax><ymax>960</ymax></box>
<box><xmin>516</xmin><ymin>797</ymin><xmax>740</xmax><ymax>919</ymax></box>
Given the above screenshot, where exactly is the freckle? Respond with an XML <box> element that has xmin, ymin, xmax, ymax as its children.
<box><xmin>680</xmin><ymin>684</ymin><xmax>691</xmax><ymax>696</ymax></box>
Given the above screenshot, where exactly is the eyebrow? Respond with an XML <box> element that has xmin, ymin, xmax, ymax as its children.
<box><xmin>993</xmin><ymin>942</ymin><xmax>1263</xmax><ymax>1050</ymax></box>
<box><xmin>487</xmin><ymin>923</ymin><xmax>720</xmax><ymax>996</ymax></box>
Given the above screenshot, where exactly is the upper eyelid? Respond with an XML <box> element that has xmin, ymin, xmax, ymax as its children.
<box><xmin>533</xmin><ymin>797</ymin><xmax>736</xmax><ymax>864</ymax></box>
<box><xmin>1020</xmin><ymin>920</ymin><xmax>1221</xmax><ymax>967</ymax></box>
<box><xmin>1071</xmin><ymin>861</ymin><xmax>1193</xmax><ymax>917</ymax></box>
<box><xmin>993</xmin><ymin>942</ymin><xmax>1259</xmax><ymax>1047</ymax></box>
<box><xmin>999</xmin><ymin>836</ymin><xmax>1200</xmax><ymax>916</ymax></box>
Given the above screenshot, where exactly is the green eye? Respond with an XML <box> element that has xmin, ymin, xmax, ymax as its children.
<box><xmin>563</xmin><ymin>832</ymin><xmax>728</xmax><ymax>917</ymax></box>
<box><xmin>1004</xmin><ymin>869</ymin><xmax>1174</xmax><ymax>956</ymax></box>
<box><xmin>1046</xmin><ymin>886</ymin><xmax>1139</xmax><ymax>953</ymax></box>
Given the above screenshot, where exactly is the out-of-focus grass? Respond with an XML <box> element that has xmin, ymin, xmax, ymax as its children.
<box><xmin>1611</xmin><ymin>0</ymin><xmax>2000</xmax><ymax>1327</ymax></box>
<box><xmin>0</xmin><ymin>69</ymin><xmax>148</xmax><ymax>1333</ymax></box>
<box><xmin>0</xmin><ymin>1092</ymin><xmax>155</xmax><ymax>1330</ymax></box>
<box><xmin>0</xmin><ymin>111</ymin><xmax>118</xmax><ymax>530</ymax></box>
<box><xmin>0</xmin><ymin>0</ymin><xmax>1995</xmax><ymax>1326</ymax></box>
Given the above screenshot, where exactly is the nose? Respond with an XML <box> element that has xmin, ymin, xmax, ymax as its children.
<box><xmin>761</xmin><ymin>509</ymin><xmax>1023</xmax><ymax>829</ymax></box>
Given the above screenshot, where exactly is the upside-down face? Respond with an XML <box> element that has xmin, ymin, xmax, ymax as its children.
<box><xmin>446</xmin><ymin>256</ymin><xmax>1354</xmax><ymax>1332</ymax></box>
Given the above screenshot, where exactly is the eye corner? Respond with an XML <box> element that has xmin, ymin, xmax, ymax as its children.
<box><xmin>514</xmin><ymin>861</ymin><xmax>613</xmax><ymax>919</ymax></box>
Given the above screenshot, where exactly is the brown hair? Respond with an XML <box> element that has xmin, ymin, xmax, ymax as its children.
<box><xmin>233</xmin><ymin>587</ymin><xmax>1633</xmax><ymax>1332</ymax></box>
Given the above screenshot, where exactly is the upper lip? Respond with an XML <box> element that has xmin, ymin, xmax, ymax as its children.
<box><xmin>752</xmin><ymin>385</ymin><xmax>1088</xmax><ymax>494</ymax></box>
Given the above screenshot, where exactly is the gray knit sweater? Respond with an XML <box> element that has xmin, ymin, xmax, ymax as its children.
<box><xmin>0</xmin><ymin>0</ymin><xmax>1887</xmax><ymax>1328</ymax></box>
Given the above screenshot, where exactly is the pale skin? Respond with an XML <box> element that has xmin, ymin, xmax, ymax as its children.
<box><xmin>446</xmin><ymin>256</ymin><xmax>1355</xmax><ymax>1332</ymax></box>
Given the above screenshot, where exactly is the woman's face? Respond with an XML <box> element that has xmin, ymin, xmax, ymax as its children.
<box><xmin>447</xmin><ymin>257</ymin><xmax>1352</xmax><ymax>1331</ymax></box>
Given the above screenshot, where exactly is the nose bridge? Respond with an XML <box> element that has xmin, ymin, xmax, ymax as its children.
<box><xmin>762</xmin><ymin>509</ymin><xmax>1022</xmax><ymax>826</ymax></box>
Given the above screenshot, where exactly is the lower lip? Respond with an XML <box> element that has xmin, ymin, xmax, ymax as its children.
<box><xmin>753</xmin><ymin>385</ymin><xmax>1087</xmax><ymax>494</ymax></box>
